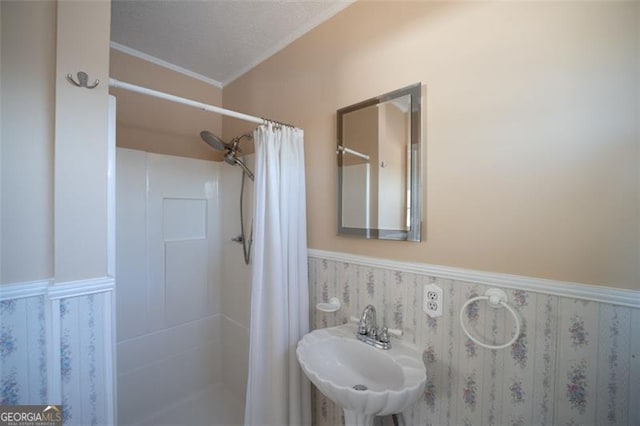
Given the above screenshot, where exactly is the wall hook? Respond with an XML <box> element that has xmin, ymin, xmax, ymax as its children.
<box><xmin>66</xmin><ymin>71</ymin><xmax>99</xmax><ymax>89</ymax></box>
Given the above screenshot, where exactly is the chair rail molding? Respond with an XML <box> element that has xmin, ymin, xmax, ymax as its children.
<box><xmin>0</xmin><ymin>279</ymin><xmax>50</xmax><ymax>301</ymax></box>
<box><xmin>307</xmin><ymin>249</ymin><xmax>640</xmax><ymax>308</ymax></box>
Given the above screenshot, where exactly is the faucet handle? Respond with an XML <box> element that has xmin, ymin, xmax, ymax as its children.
<box><xmin>378</xmin><ymin>327</ymin><xmax>390</xmax><ymax>343</ymax></box>
<box><xmin>369</xmin><ymin>326</ymin><xmax>378</xmax><ymax>339</ymax></box>
<box><xmin>354</xmin><ymin>314</ymin><xmax>368</xmax><ymax>335</ymax></box>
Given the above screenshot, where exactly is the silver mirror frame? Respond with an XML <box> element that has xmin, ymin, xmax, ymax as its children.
<box><xmin>337</xmin><ymin>83</ymin><xmax>422</xmax><ymax>241</ymax></box>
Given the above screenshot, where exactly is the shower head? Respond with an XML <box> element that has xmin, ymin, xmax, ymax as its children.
<box><xmin>200</xmin><ymin>131</ymin><xmax>253</xmax><ymax>153</ymax></box>
<box><xmin>200</xmin><ymin>130</ymin><xmax>254</xmax><ymax>181</ymax></box>
<box><xmin>200</xmin><ymin>130</ymin><xmax>230</xmax><ymax>151</ymax></box>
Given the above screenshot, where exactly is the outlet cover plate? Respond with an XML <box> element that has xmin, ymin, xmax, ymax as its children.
<box><xmin>423</xmin><ymin>284</ymin><xmax>443</xmax><ymax>317</ymax></box>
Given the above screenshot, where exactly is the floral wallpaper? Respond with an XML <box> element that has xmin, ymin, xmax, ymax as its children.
<box><xmin>0</xmin><ymin>296</ymin><xmax>47</xmax><ymax>405</ymax></box>
<box><xmin>0</xmin><ymin>291</ymin><xmax>110</xmax><ymax>426</ymax></box>
<box><xmin>309</xmin><ymin>257</ymin><xmax>640</xmax><ymax>426</ymax></box>
<box><xmin>59</xmin><ymin>295</ymin><xmax>107</xmax><ymax>426</ymax></box>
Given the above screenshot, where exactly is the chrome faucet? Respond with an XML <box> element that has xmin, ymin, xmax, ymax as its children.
<box><xmin>356</xmin><ymin>305</ymin><xmax>391</xmax><ymax>350</ymax></box>
<box><xmin>358</xmin><ymin>305</ymin><xmax>376</xmax><ymax>335</ymax></box>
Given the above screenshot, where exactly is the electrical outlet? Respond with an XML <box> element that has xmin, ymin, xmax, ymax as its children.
<box><xmin>423</xmin><ymin>284</ymin><xmax>443</xmax><ymax>317</ymax></box>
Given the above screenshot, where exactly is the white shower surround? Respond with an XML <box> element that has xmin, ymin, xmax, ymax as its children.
<box><xmin>115</xmin><ymin>149</ymin><xmax>247</xmax><ymax>424</ymax></box>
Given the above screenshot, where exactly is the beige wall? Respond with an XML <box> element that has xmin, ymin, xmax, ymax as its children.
<box><xmin>109</xmin><ymin>49</ymin><xmax>223</xmax><ymax>161</ymax></box>
<box><xmin>2</xmin><ymin>0</ymin><xmax>113</xmax><ymax>284</ymax></box>
<box><xmin>55</xmin><ymin>0</ymin><xmax>112</xmax><ymax>283</ymax></box>
<box><xmin>224</xmin><ymin>1</ymin><xmax>640</xmax><ymax>290</ymax></box>
<box><xmin>1</xmin><ymin>1</ymin><xmax>56</xmax><ymax>284</ymax></box>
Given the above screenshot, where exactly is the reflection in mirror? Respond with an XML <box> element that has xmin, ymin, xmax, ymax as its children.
<box><xmin>337</xmin><ymin>83</ymin><xmax>421</xmax><ymax>241</ymax></box>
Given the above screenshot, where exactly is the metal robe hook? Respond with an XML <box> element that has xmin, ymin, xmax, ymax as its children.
<box><xmin>66</xmin><ymin>71</ymin><xmax>99</xmax><ymax>89</ymax></box>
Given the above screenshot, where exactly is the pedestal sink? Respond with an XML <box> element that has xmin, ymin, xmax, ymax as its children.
<box><xmin>296</xmin><ymin>324</ymin><xmax>426</xmax><ymax>426</ymax></box>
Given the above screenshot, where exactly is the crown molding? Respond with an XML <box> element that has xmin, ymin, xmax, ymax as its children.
<box><xmin>222</xmin><ymin>1</ymin><xmax>354</xmax><ymax>86</ymax></box>
<box><xmin>110</xmin><ymin>42</ymin><xmax>223</xmax><ymax>89</ymax></box>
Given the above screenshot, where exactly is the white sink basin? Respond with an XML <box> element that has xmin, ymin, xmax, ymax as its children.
<box><xmin>296</xmin><ymin>324</ymin><xmax>426</xmax><ymax>425</ymax></box>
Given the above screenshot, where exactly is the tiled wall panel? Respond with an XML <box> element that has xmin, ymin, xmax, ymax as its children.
<box><xmin>309</xmin><ymin>257</ymin><xmax>640</xmax><ymax>426</ymax></box>
<box><xmin>116</xmin><ymin>149</ymin><xmax>223</xmax><ymax>424</ymax></box>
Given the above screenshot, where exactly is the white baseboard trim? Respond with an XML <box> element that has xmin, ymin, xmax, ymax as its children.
<box><xmin>308</xmin><ymin>249</ymin><xmax>640</xmax><ymax>309</ymax></box>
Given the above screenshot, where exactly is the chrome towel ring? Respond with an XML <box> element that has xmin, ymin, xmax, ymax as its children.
<box><xmin>459</xmin><ymin>288</ymin><xmax>521</xmax><ymax>350</ymax></box>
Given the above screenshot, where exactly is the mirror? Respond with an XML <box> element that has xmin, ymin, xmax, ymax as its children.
<box><xmin>337</xmin><ymin>83</ymin><xmax>421</xmax><ymax>241</ymax></box>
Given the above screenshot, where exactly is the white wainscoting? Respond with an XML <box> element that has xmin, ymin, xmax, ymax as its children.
<box><xmin>0</xmin><ymin>277</ymin><xmax>115</xmax><ymax>425</ymax></box>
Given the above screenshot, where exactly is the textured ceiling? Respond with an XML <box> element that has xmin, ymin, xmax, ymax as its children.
<box><xmin>111</xmin><ymin>0</ymin><xmax>352</xmax><ymax>86</ymax></box>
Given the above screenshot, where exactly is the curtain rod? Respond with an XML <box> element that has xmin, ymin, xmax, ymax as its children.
<box><xmin>108</xmin><ymin>78</ymin><xmax>294</xmax><ymax>128</ymax></box>
<box><xmin>337</xmin><ymin>145</ymin><xmax>370</xmax><ymax>161</ymax></box>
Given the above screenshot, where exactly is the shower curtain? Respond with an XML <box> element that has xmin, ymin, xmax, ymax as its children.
<box><xmin>245</xmin><ymin>124</ymin><xmax>311</xmax><ymax>425</ymax></box>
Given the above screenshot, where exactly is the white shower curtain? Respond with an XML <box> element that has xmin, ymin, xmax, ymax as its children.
<box><xmin>245</xmin><ymin>123</ymin><xmax>311</xmax><ymax>425</ymax></box>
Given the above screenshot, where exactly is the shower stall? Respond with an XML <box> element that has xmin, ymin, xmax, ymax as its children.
<box><xmin>115</xmin><ymin>145</ymin><xmax>255</xmax><ymax>424</ymax></box>
<box><xmin>111</xmin><ymin>73</ymin><xmax>309</xmax><ymax>425</ymax></box>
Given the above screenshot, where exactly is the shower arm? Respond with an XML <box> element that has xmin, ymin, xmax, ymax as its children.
<box><xmin>229</xmin><ymin>134</ymin><xmax>253</xmax><ymax>151</ymax></box>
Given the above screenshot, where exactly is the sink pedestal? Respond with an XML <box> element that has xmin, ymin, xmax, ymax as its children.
<box><xmin>343</xmin><ymin>409</ymin><xmax>374</xmax><ymax>426</ymax></box>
